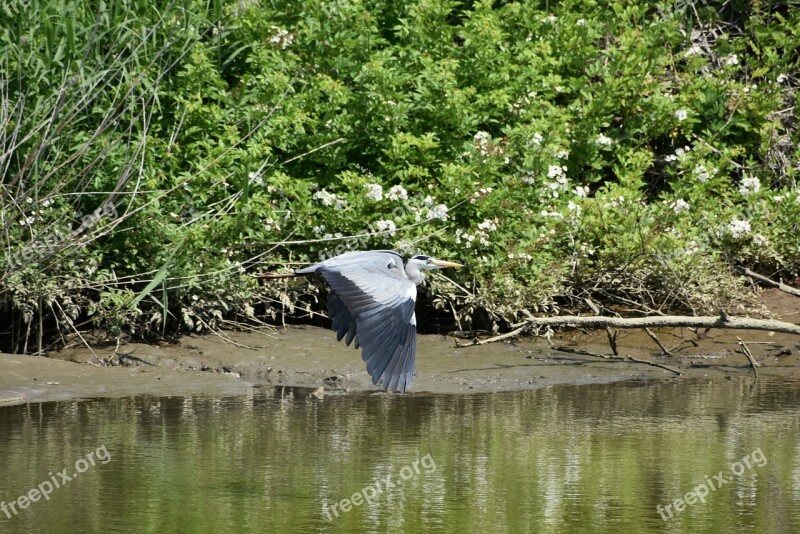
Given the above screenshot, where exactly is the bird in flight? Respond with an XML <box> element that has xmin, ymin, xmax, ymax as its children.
<box><xmin>264</xmin><ymin>250</ymin><xmax>463</xmax><ymax>393</ymax></box>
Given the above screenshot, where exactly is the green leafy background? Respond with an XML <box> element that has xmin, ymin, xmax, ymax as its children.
<box><xmin>1</xmin><ymin>0</ymin><xmax>798</xmax><ymax>350</ymax></box>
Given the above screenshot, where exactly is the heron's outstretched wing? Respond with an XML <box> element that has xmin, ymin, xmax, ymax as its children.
<box><xmin>297</xmin><ymin>251</ymin><xmax>417</xmax><ymax>393</ymax></box>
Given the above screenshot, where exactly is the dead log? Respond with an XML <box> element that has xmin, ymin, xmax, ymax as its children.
<box><xmin>740</xmin><ymin>267</ymin><xmax>800</xmax><ymax>298</ymax></box>
<box><xmin>459</xmin><ymin>313</ymin><xmax>800</xmax><ymax>347</ymax></box>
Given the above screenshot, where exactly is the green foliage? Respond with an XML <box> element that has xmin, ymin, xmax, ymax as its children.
<box><xmin>1</xmin><ymin>0</ymin><xmax>799</xmax><ymax>351</ymax></box>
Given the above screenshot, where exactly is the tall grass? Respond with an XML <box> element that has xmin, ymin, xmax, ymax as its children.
<box><xmin>0</xmin><ymin>0</ymin><xmax>282</xmax><ymax>354</ymax></box>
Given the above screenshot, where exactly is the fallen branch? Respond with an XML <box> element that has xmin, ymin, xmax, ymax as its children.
<box><xmin>740</xmin><ymin>267</ymin><xmax>800</xmax><ymax>298</ymax></box>
<box><xmin>460</xmin><ymin>314</ymin><xmax>800</xmax><ymax>346</ymax></box>
<box><xmin>645</xmin><ymin>327</ymin><xmax>674</xmax><ymax>357</ymax></box>
<box><xmin>455</xmin><ymin>323</ymin><xmax>532</xmax><ymax>347</ymax></box>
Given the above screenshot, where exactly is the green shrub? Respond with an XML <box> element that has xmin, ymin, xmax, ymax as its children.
<box><xmin>1</xmin><ymin>0</ymin><xmax>798</xmax><ymax>351</ymax></box>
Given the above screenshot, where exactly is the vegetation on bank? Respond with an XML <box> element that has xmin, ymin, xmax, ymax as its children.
<box><xmin>1</xmin><ymin>0</ymin><xmax>798</xmax><ymax>353</ymax></box>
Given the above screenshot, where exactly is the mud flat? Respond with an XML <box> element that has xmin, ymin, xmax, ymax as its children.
<box><xmin>2</xmin><ymin>316</ymin><xmax>798</xmax><ymax>406</ymax></box>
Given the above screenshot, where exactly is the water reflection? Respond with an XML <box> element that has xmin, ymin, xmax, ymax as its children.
<box><xmin>0</xmin><ymin>378</ymin><xmax>798</xmax><ymax>533</ymax></box>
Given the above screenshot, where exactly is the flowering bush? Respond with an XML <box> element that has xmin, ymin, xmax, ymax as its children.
<box><xmin>1</xmin><ymin>0</ymin><xmax>799</xmax><ymax>348</ymax></box>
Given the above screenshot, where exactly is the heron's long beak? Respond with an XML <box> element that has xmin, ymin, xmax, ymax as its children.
<box><xmin>430</xmin><ymin>259</ymin><xmax>464</xmax><ymax>269</ymax></box>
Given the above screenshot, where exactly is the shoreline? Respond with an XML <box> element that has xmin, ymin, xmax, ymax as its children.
<box><xmin>2</xmin><ymin>321</ymin><xmax>798</xmax><ymax>406</ymax></box>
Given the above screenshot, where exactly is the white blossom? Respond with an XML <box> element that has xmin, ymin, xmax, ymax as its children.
<box><xmin>752</xmin><ymin>233</ymin><xmax>768</xmax><ymax>246</ymax></box>
<box><xmin>739</xmin><ymin>176</ymin><xmax>761</xmax><ymax>195</ymax></box>
<box><xmin>777</xmin><ymin>73</ymin><xmax>788</xmax><ymax>83</ymax></box>
<box><xmin>473</xmin><ymin>131</ymin><xmax>493</xmax><ymax>156</ymax></box>
<box><xmin>521</xmin><ymin>170</ymin><xmax>535</xmax><ymax>185</ymax></box>
<box><xmin>694</xmin><ymin>164</ymin><xmax>712</xmax><ymax>182</ymax></box>
<box><xmin>722</xmin><ymin>54</ymin><xmax>739</xmax><ymax>66</ymax></box>
<box><xmin>576</xmin><ymin>18</ymin><xmax>586</xmax><ymax>26</ymax></box>
<box><xmin>374</xmin><ymin>219</ymin><xmax>397</xmax><ymax>236</ymax></box>
<box><xmin>269</xmin><ymin>26</ymin><xmax>294</xmax><ymax>49</ymax></box>
<box><xmin>426</xmin><ymin>204</ymin><xmax>449</xmax><ymax>221</ymax></box>
<box><xmin>573</xmin><ymin>185</ymin><xmax>590</xmax><ymax>197</ymax></box>
<box><xmin>509</xmin><ymin>252</ymin><xmax>533</xmax><ymax>260</ymax></box>
<box><xmin>671</xmin><ymin>199</ymin><xmax>690</xmax><ymax>213</ymax></box>
<box><xmin>540</xmin><ymin>210</ymin><xmax>563</xmax><ymax>218</ymax></box>
<box><xmin>477</xmin><ymin>219</ymin><xmax>497</xmax><ymax>232</ymax></box>
<box><xmin>531</xmin><ymin>132</ymin><xmax>543</xmax><ymax>146</ymax></box>
<box><xmin>675</xmin><ymin>109</ymin><xmax>688</xmax><ymax>122</ymax></box>
<box><xmin>728</xmin><ymin>218</ymin><xmax>751</xmax><ymax>239</ymax></box>
<box><xmin>312</xmin><ymin>189</ymin><xmax>336</xmax><ymax>206</ymax></box>
<box><xmin>365</xmin><ymin>183</ymin><xmax>383</xmax><ymax>201</ymax></box>
<box><xmin>547</xmin><ymin>165</ymin><xmax>567</xmax><ymax>180</ymax></box>
<box><xmin>455</xmin><ymin>229</ymin><xmax>475</xmax><ymax>247</ymax></box>
<box><xmin>607</xmin><ymin>196</ymin><xmax>626</xmax><ymax>208</ymax></box>
<box><xmin>666</xmin><ymin>145</ymin><xmax>691</xmax><ymax>162</ymax></box>
<box><xmin>387</xmin><ymin>185</ymin><xmax>408</xmax><ymax>201</ymax></box>
<box><xmin>685</xmin><ymin>45</ymin><xmax>703</xmax><ymax>56</ymax></box>
<box><xmin>595</xmin><ymin>133</ymin><xmax>613</xmax><ymax>146</ymax></box>
<box><xmin>313</xmin><ymin>188</ymin><xmax>347</xmax><ymax>209</ymax></box>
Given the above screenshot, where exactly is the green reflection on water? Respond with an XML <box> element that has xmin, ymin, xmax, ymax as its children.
<box><xmin>0</xmin><ymin>378</ymin><xmax>798</xmax><ymax>533</ymax></box>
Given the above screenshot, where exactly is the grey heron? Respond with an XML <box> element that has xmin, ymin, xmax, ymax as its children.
<box><xmin>266</xmin><ymin>250</ymin><xmax>463</xmax><ymax>393</ymax></box>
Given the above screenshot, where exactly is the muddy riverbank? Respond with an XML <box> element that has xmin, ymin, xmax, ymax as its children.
<box><xmin>2</xmin><ymin>316</ymin><xmax>798</xmax><ymax>406</ymax></box>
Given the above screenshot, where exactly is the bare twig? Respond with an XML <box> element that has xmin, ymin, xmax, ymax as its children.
<box><xmin>736</xmin><ymin>336</ymin><xmax>760</xmax><ymax>381</ymax></box>
<box><xmin>454</xmin><ymin>323</ymin><xmax>532</xmax><ymax>347</ymax></box>
<box><xmin>279</xmin><ymin>137</ymin><xmax>345</xmax><ymax>166</ymax></box>
<box><xmin>553</xmin><ymin>346</ymin><xmax>682</xmax><ymax>375</ymax></box>
<box><xmin>624</xmin><ymin>355</ymin><xmax>681</xmax><ymax>375</ymax></box>
<box><xmin>645</xmin><ymin>328</ymin><xmax>674</xmax><ymax>357</ymax></box>
<box><xmin>51</xmin><ymin>299</ymin><xmax>99</xmax><ymax>363</ymax></box>
<box><xmin>605</xmin><ymin>327</ymin><xmax>619</xmax><ymax>356</ymax></box>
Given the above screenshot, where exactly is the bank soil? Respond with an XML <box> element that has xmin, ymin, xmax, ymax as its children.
<box><xmin>1</xmin><ymin>290</ymin><xmax>798</xmax><ymax>406</ymax></box>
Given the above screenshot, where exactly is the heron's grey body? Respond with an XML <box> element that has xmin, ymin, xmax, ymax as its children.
<box><xmin>295</xmin><ymin>250</ymin><xmax>461</xmax><ymax>393</ymax></box>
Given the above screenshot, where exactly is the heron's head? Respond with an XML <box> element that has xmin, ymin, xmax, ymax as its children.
<box><xmin>404</xmin><ymin>255</ymin><xmax>463</xmax><ymax>285</ymax></box>
<box><xmin>409</xmin><ymin>255</ymin><xmax>464</xmax><ymax>271</ymax></box>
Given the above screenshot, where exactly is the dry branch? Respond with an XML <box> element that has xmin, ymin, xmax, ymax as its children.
<box><xmin>645</xmin><ymin>327</ymin><xmax>674</xmax><ymax>357</ymax></box>
<box><xmin>736</xmin><ymin>336</ymin><xmax>760</xmax><ymax>380</ymax></box>
<box><xmin>740</xmin><ymin>267</ymin><xmax>800</xmax><ymax>298</ymax></box>
<box><xmin>462</xmin><ymin>314</ymin><xmax>800</xmax><ymax>346</ymax></box>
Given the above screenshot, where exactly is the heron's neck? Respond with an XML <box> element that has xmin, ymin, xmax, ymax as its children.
<box><xmin>404</xmin><ymin>262</ymin><xmax>426</xmax><ymax>285</ymax></box>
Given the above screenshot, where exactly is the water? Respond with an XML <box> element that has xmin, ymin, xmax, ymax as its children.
<box><xmin>1</xmin><ymin>378</ymin><xmax>798</xmax><ymax>533</ymax></box>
